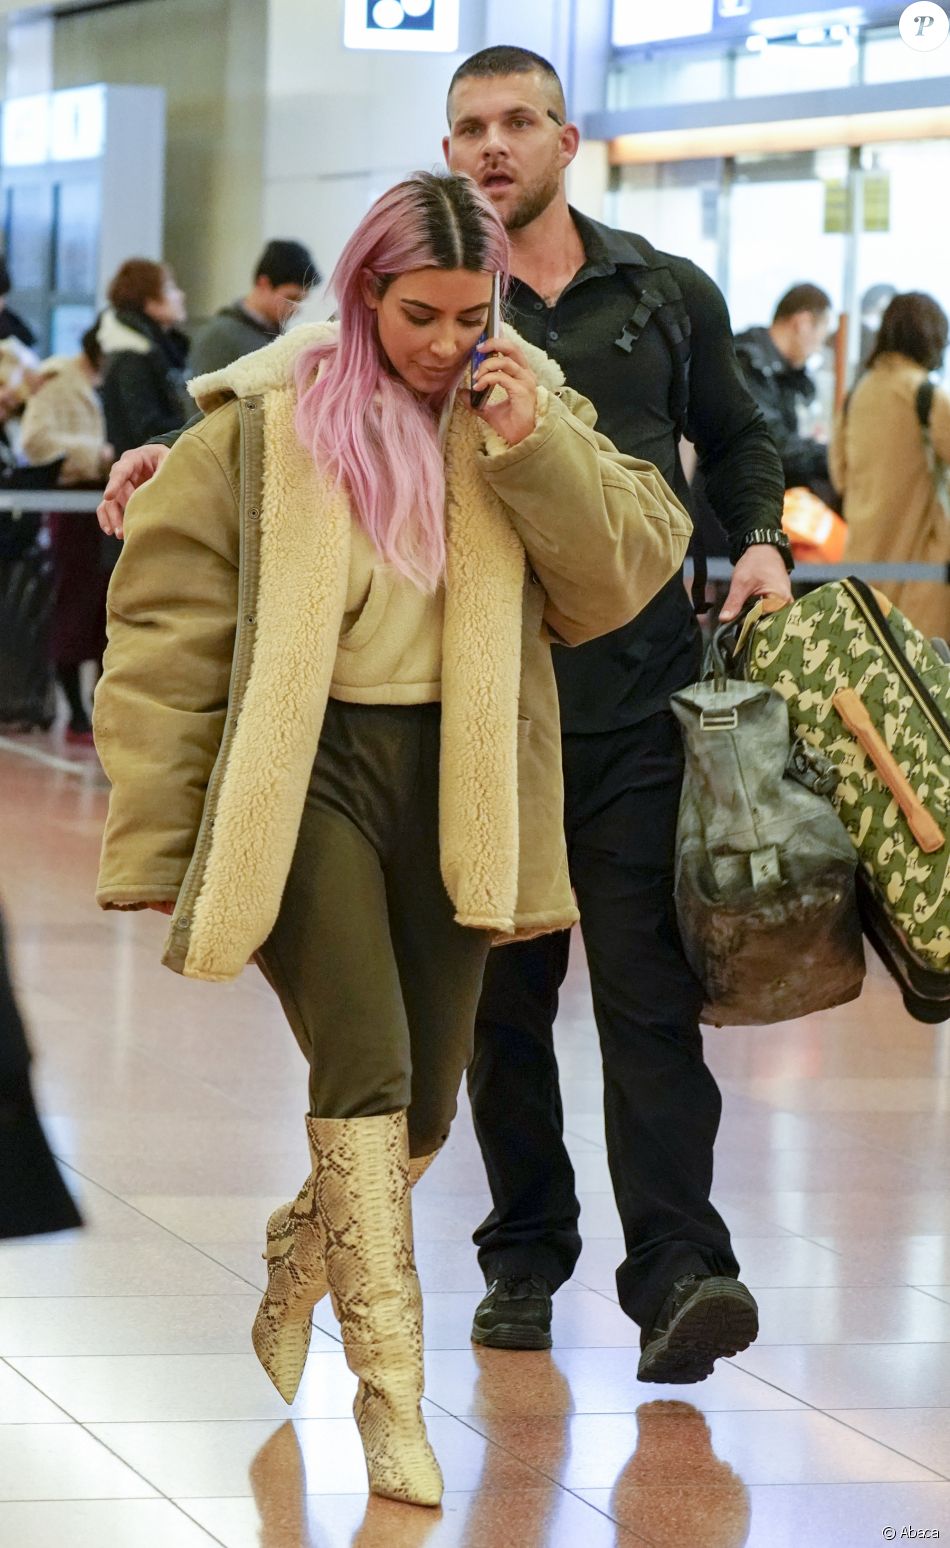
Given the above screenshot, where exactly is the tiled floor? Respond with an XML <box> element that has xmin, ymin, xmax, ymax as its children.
<box><xmin>2</xmin><ymin>730</ymin><xmax>950</xmax><ymax>1547</ymax></box>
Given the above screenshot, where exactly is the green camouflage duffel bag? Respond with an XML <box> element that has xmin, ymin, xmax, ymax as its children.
<box><xmin>732</xmin><ymin>577</ymin><xmax>950</xmax><ymax>1023</ymax></box>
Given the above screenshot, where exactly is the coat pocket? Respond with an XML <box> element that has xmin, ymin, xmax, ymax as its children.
<box><xmin>338</xmin><ymin>567</ymin><xmax>395</xmax><ymax>653</ymax></box>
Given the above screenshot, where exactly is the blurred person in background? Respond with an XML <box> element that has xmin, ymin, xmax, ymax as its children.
<box><xmin>189</xmin><ymin>239</ymin><xmax>320</xmax><ymax>376</ymax></box>
<box><xmin>98</xmin><ymin>259</ymin><xmax>191</xmax><ymax>457</ymax></box>
<box><xmin>832</xmin><ymin>291</ymin><xmax>950</xmax><ymax>639</ymax></box>
<box><xmin>735</xmin><ymin>283</ymin><xmax>835</xmax><ymax>503</ymax></box>
<box><xmin>0</xmin><ymin>262</ymin><xmax>41</xmax><ymax>467</ymax></box>
<box><xmin>857</xmin><ymin>282</ymin><xmax>897</xmax><ymax>369</ymax></box>
<box><xmin>1</xmin><ymin>906</ymin><xmax>82</xmax><ymax>1240</ymax></box>
<box><xmin>20</xmin><ymin>324</ymin><xmax>114</xmax><ymax>743</ymax></box>
<box><xmin>0</xmin><ymin>257</ymin><xmax>37</xmax><ymax>350</ymax></box>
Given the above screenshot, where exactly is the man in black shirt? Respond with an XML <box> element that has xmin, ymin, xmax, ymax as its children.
<box><xmin>445</xmin><ymin>47</ymin><xmax>790</xmax><ymax>1384</ymax></box>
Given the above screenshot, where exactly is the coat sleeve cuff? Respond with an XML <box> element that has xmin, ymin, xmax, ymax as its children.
<box><xmin>478</xmin><ymin>385</ymin><xmax>560</xmax><ymax>464</ymax></box>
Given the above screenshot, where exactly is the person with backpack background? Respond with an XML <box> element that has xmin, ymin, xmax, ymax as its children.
<box><xmin>444</xmin><ymin>47</ymin><xmax>791</xmax><ymax>1383</ymax></box>
<box><xmin>734</xmin><ymin>283</ymin><xmax>835</xmax><ymax>507</ymax></box>
<box><xmin>832</xmin><ymin>292</ymin><xmax>950</xmax><ymax>640</ymax></box>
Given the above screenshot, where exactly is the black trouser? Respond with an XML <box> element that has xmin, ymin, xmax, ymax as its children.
<box><xmin>467</xmin><ymin>710</ymin><xmax>739</xmax><ymax>1333</ymax></box>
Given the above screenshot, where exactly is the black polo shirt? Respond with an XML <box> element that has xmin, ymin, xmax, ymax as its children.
<box><xmin>507</xmin><ymin>209</ymin><xmax>784</xmax><ymax>733</ymax></box>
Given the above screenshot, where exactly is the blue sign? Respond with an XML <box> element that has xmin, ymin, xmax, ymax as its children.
<box><xmin>344</xmin><ymin>0</ymin><xmax>459</xmax><ymax>51</ymax></box>
<box><xmin>367</xmin><ymin>0</ymin><xmax>434</xmax><ymax>33</ymax></box>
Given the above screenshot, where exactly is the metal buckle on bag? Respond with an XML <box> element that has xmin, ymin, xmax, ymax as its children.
<box><xmin>699</xmin><ymin>707</ymin><xmax>739</xmax><ymax>731</ymax></box>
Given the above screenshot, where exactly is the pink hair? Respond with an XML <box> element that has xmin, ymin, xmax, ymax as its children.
<box><xmin>294</xmin><ymin>173</ymin><xmax>510</xmax><ymax>592</ymax></box>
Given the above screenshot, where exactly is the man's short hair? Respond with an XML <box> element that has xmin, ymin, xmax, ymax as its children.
<box><xmin>773</xmin><ymin>284</ymin><xmax>832</xmax><ymax>323</ymax></box>
<box><xmin>255</xmin><ymin>240</ymin><xmax>320</xmax><ymax>292</ymax></box>
<box><xmin>447</xmin><ymin>45</ymin><xmax>567</xmax><ymax>122</ymax></box>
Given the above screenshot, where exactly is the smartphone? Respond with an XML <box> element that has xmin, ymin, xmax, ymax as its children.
<box><xmin>469</xmin><ymin>273</ymin><xmax>503</xmax><ymax>408</ymax></box>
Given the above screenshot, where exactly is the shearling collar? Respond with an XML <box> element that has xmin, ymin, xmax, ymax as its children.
<box><xmin>188</xmin><ymin>319</ymin><xmax>567</xmax><ymax>413</ymax></box>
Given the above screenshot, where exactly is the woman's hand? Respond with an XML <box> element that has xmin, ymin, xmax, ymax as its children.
<box><xmin>468</xmin><ymin>336</ymin><xmax>539</xmax><ymax>447</ymax></box>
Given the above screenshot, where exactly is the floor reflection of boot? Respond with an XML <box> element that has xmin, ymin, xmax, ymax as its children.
<box><xmin>454</xmin><ymin>1350</ymin><xmax>574</xmax><ymax>1548</ymax></box>
<box><xmin>248</xmin><ymin>1419</ymin><xmax>310</xmax><ymax>1548</ymax></box>
<box><xmin>610</xmin><ymin>1400</ymin><xmax>750</xmax><ymax>1548</ymax></box>
<box><xmin>350</xmin><ymin>1495</ymin><xmax>442</xmax><ymax>1548</ymax></box>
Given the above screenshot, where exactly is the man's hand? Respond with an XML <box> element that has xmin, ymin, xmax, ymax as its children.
<box><xmin>97</xmin><ymin>444</ymin><xmax>169</xmax><ymax>539</ymax></box>
<box><xmin>719</xmin><ymin>544</ymin><xmax>793</xmax><ymax>623</ymax></box>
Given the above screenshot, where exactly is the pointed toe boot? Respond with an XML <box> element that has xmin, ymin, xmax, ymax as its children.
<box><xmin>251</xmin><ymin>1123</ymin><xmax>329</xmax><ymax>1405</ymax></box>
<box><xmin>313</xmin><ymin>1112</ymin><xmax>443</xmax><ymax>1506</ymax></box>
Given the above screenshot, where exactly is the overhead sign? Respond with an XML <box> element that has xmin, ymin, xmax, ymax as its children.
<box><xmin>612</xmin><ymin>0</ymin><xmax>714</xmax><ymax>47</ymax></box>
<box><xmin>2</xmin><ymin>85</ymin><xmax>106</xmax><ymax>167</ymax></box>
<box><xmin>51</xmin><ymin>86</ymin><xmax>105</xmax><ymax>162</ymax></box>
<box><xmin>1</xmin><ymin>93</ymin><xmax>49</xmax><ymax>167</ymax></box>
<box><xmin>343</xmin><ymin>0</ymin><xmax>459</xmax><ymax>52</ymax></box>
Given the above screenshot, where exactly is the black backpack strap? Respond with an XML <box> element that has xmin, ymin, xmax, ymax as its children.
<box><xmin>613</xmin><ymin>255</ymin><xmax>705</xmax><ymax>609</ymax></box>
<box><xmin>917</xmin><ymin>378</ymin><xmax>935</xmax><ymax>429</ymax></box>
<box><xmin>614</xmin><ymin>265</ymin><xmax>692</xmax><ymax>442</ymax></box>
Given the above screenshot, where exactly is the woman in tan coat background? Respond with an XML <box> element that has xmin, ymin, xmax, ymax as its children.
<box><xmin>20</xmin><ymin>326</ymin><xmax>114</xmax><ymax>741</ymax></box>
<box><xmin>831</xmin><ymin>291</ymin><xmax>950</xmax><ymax>639</ymax></box>
<box><xmin>94</xmin><ymin>173</ymin><xmax>691</xmax><ymax>1507</ymax></box>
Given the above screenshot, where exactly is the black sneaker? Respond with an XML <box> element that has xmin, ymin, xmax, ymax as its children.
<box><xmin>471</xmin><ymin>1273</ymin><xmax>554</xmax><ymax>1350</ymax></box>
<box><xmin>637</xmin><ymin>1274</ymin><xmax>759</xmax><ymax>1385</ymax></box>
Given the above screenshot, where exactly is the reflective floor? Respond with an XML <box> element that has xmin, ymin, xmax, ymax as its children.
<box><xmin>2</xmin><ymin>731</ymin><xmax>950</xmax><ymax>1547</ymax></box>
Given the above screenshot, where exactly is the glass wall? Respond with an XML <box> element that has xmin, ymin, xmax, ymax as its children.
<box><xmin>610</xmin><ymin>136</ymin><xmax>949</xmax><ymax>396</ymax></box>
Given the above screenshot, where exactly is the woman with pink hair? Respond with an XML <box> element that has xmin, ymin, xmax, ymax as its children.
<box><xmin>94</xmin><ymin>172</ymin><xmax>691</xmax><ymax>1506</ymax></box>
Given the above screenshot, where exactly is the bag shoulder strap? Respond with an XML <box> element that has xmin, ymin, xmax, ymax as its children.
<box><xmin>614</xmin><ymin>255</ymin><xmax>691</xmax><ymax>441</ymax></box>
<box><xmin>612</xmin><ymin>246</ymin><xmax>703</xmax><ymax>609</ymax></box>
<box><xmin>917</xmin><ymin>378</ymin><xmax>935</xmax><ymax>429</ymax></box>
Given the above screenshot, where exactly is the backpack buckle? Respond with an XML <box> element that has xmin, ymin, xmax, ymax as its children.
<box><xmin>699</xmin><ymin>707</ymin><xmax>739</xmax><ymax>732</ymax></box>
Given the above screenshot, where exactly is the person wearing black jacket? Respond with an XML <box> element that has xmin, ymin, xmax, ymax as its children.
<box><xmin>98</xmin><ymin>259</ymin><xmax>191</xmax><ymax>457</ymax></box>
<box><xmin>734</xmin><ymin>282</ymin><xmax>833</xmax><ymax>500</ymax></box>
<box><xmin>1</xmin><ymin>907</ymin><xmax>82</xmax><ymax>1240</ymax></box>
<box><xmin>445</xmin><ymin>47</ymin><xmax>790</xmax><ymax>1385</ymax></box>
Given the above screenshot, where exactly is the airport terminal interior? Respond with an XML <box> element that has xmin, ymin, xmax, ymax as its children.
<box><xmin>1</xmin><ymin>2</ymin><xmax>950</xmax><ymax>1545</ymax></box>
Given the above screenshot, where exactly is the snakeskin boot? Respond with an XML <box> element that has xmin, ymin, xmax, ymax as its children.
<box><xmin>313</xmin><ymin>1111</ymin><xmax>443</xmax><ymax>1507</ymax></box>
<box><xmin>252</xmin><ymin>1121</ymin><xmax>437</xmax><ymax>1407</ymax></box>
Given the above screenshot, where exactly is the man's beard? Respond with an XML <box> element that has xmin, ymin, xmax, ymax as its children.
<box><xmin>503</xmin><ymin>164</ymin><xmax>561</xmax><ymax>232</ymax></box>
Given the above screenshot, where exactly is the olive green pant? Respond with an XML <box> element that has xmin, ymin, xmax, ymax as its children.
<box><xmin>257</xmin><ymin>700</ymin><xmax>490</xmax><ymax>1157</ymax></box>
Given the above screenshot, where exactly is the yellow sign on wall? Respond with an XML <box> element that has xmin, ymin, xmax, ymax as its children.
<box><xmin>863</xmin><ymin>173</ymin><xmax>891</xmax><ymax>232</ymax></box>
<box><xmin>823</xmin><ymin>178</ymin><xmax>851</xmax><ymax>233</ymax></box>
<box><xmin>823</xmin><ymin>173</ymin><xmax>891</xmax><ymax>233</ymax></box>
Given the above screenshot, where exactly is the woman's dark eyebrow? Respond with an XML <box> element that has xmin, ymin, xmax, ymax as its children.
<box><xmin>402</xmin><ymin>299</ymin><xmax>489</xmax><ymax>318</ymax></box>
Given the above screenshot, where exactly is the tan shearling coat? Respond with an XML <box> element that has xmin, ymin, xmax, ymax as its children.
<box><xmin>94</xmin><ymin>323</ymin><xmax>691</xmax><ymax>982</ymax></box>
<box><xmin>832</xmin><ymin>353</ymin><xmax>950</xmax><ymax>639</ymax></box>
<box><xmin>19</xmin><ymin>358</ymin><xmax>108</xmax><ymax>484</ymax></box>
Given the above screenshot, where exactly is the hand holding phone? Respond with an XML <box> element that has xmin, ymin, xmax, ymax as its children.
<box><xmin>470</xmin><ymin>273</ymin><xmax>503</xmax><ymax>409</ymax></box>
